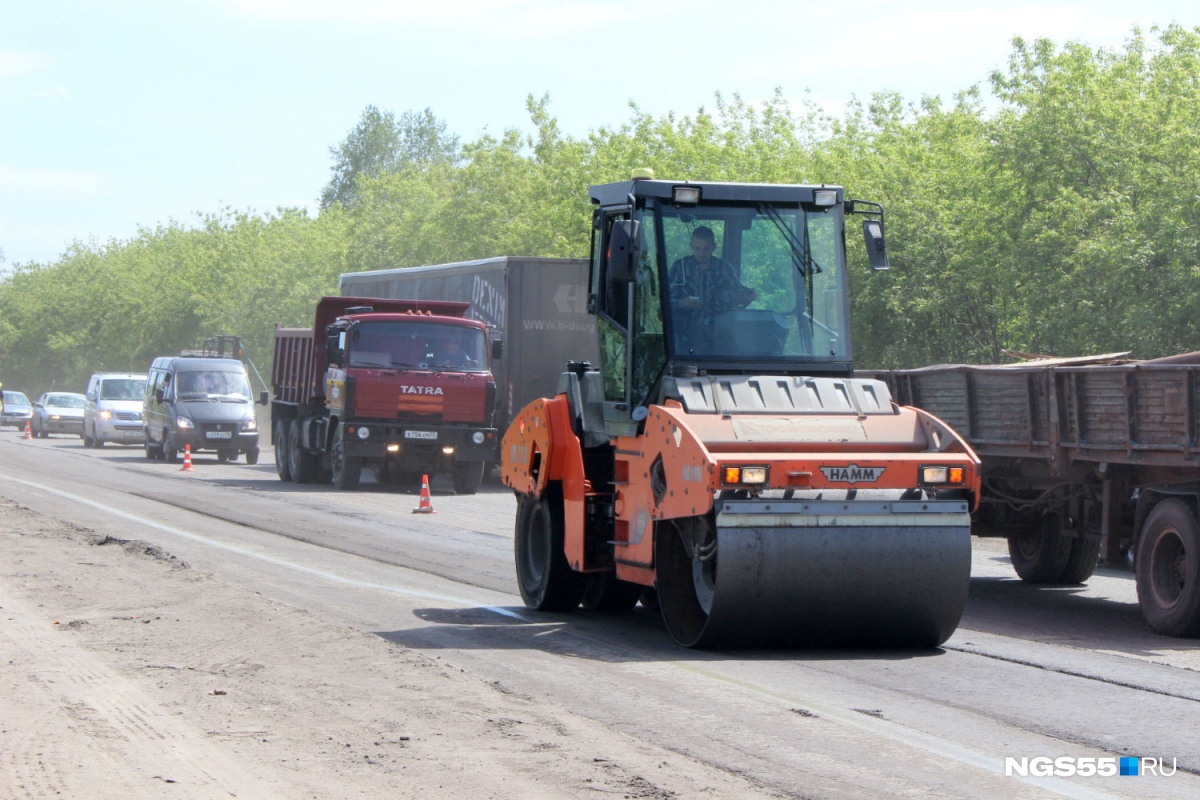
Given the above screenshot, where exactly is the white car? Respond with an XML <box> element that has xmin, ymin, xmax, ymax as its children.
<box><xmin>31</xmin><ymin>392</ymin><xmax>86</xmax><ymax>438</ymax></box>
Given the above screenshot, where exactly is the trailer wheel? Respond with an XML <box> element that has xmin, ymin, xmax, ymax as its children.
<box><xmin>580</xmin><ymin>572</ymin><xmax>642</xmax><ymax>613</ymax></box>
<box><xmin>274</xmin><ymin>420</ymin><xmax>292</xmax><ymax>481</ymax></box>
<box><xmin>288</xmin><ymin>420</ymin><xmax>318</xmax><ymax>484</ymax></box>
<box><xmin>1136</xmin><ymin>499</ymin><xmax>1200</xmax><ymax>637</ymax></box>
<box><xmin>514</xmin><ymin>492</ymin><xmax>582</xmax><ymax>612</ymax></box>
<box><xmin>1007</xmin><ymin>513</ymin><xmax>1072</xmax><ymax>583</ymax></box>
<box><xmin>1058</xmin><ymin>533</ymin><xmax>1102</xmax><ymax>585</ymax></box>
<box><xmin>452</xmin><ymin>461</ymin><xmax>485</xmax><ymax>495</ymax></box>
<box><xmin>330</xmin><ymin>428</ymin><xmax>361</xmax><ymax>491</ymax></box>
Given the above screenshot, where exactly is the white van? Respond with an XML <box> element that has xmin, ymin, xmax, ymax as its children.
<box><xmin>83</xmin><ymin>372</ymin><xmax>148</xmax><ymax>447</ymax></box>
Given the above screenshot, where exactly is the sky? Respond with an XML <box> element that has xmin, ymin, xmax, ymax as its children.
<box><xmin>1</xmin><ymin>0</ymin><xmax>1197</xmax><ymax>269</ymax></box>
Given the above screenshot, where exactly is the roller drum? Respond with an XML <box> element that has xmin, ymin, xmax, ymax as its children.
<box><xmin>656</xmin><ymin>499</ymin><xmax>972</xmax><ymax>649</ymax></box>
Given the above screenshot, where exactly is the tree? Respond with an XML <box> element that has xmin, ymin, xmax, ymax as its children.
<box><xmin>321</xmin><ymin>106</ymin><xmax>460</xmax><ymax>210</ymax></box>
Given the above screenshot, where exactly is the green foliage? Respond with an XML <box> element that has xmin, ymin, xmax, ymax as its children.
<box><xmin>3</xmin><ymin>24</ymin><xmax>1198</xmax><ymax>398</ymax></box>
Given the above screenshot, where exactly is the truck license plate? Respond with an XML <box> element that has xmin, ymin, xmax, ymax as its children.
<box><xmin>404</xmin><ymin>430</ymin><xmax>437</xmax><ymax>440</ymax></box>
<box><xmin>206</xmin><ymin>431</ymin><xmax>233</xmax><ymax>440</ymax></box>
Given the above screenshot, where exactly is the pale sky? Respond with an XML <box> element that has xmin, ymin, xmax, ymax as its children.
<box><xmin>1</xmin><ymin>0</ymin><xmax>1196</xmax><ymax>268</ymax></box>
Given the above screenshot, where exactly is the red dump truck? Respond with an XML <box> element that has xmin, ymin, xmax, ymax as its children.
<box><xmin>883</xmin><ymin>352</ymin><xmax>1200</xmax><ymax>637</ymax></box>
<box><xmin>271</xmin><ymin>296</ymin><xmax>500</xmax><ymax>493</ymax></box>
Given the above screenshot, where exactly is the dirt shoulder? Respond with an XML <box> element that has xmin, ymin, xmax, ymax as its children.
<box><xmin>0</xmin><ymin>498</ymin><xmax>766</xmax><ymax>800</ymax></box>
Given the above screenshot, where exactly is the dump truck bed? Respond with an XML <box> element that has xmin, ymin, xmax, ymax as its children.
<box><xmin>883</xmin><ymin>357</ymin><xmax>1200</xmax><ymax>474</ymax></box>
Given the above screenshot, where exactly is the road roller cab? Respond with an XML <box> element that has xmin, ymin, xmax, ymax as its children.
<box><xmin>501</xmin><ymin>173</ymin><xmax>982</xmax><ymax>648</ymax></box>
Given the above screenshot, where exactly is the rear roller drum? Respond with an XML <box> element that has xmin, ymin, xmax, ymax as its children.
<box><xmin>514</xmin><ymin>492</ymin><xmax>583</xmax><ymax>612</ymax></box>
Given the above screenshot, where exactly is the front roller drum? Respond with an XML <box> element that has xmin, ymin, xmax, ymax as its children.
<box><xmin>656</xmin><ymin>502</ymin><xmax>972</xmax><ymax>649</ymax></box>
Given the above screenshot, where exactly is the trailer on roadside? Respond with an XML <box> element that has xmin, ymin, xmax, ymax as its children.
<box><xmin>338</xmin><ymin>257</ymin><xmax>600</xmax><ymax>440</ymax></box>
<box><xmin>881</xmin><ymin>352</ymin><xmax>1200</xmax><ymax>637</ymax></box>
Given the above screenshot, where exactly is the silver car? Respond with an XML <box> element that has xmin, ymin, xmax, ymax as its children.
<box><xmin>1</xmin><ymin>391</ymin><xmax>33</xmax><ymax>429</ymax></box>
<box><xmin>31</xmin><ymin>392</ymin><xmax>86</xmax><ymax>438</ymax></box>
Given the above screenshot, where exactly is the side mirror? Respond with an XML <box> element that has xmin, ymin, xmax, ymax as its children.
<box><xmin>491</xmin><ymin>339</ymin><xmax>504</xmax><ymax>360</ymax></box>
<box><xmin>325</xmin><ymin>333</ymin><xmax>344</xmax><ymax>366</ymax></box>
<box><xmin>608</xmin><ymin>220</ymin><xmax>641</xmax><ymax>283</ymax></box>
<box><xmin>155</xmin><ymin>388</ymin><xmax>165</xmax><ymax>403</ymax></box>
<box><xmin>862</xmin><ymin>219</ymin><xmax>890</xmax><ymax>270</ymax></box>
<box><xmin>86</xmin><ymin>391</ymin><xmax>96</xmax><ymax>401</ymax></box>
<box><xmin>258</xmin><ymin>391</ymin><xmax>269</xmax><ymax>406</ymax></box>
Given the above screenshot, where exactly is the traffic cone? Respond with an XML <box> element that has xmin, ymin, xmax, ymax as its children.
<box><xmin>412</xmin><ymin>473</ymin><xmax>436</xmax><ymax>514</ymax></box>
<box><xmin>180</xmin><ymin>444</ymin><xmax>195</xmax><ymax>472</ymax></box>
<box><xmin>22</xmin><ymin>420</ymin><xmax>31</xmax><ymax>439</ymax></box>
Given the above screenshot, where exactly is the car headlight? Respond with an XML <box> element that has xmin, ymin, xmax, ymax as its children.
<box><xmin>240</xmin><ymin>416</ymin><xmax>257</xmax><ymax>432</ymax></box>
<box><xmin>176</xmin><ymin>416</ymin><xmax>194</xmax><ymax>429</ymax></box>
<box><xmin>98</xmin><ymin>410</ymin><xmax>113</xmax><ymax>420</ymax></box>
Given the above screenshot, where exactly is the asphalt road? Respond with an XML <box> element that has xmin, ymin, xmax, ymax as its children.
<box><xmin>2</xmin><ymin>430</ymin><xmax>1198</xmax><ymax>799</ymax></box>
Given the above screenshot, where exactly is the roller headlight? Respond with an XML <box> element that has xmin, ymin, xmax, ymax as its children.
<box><xmin>356</xmin><ymin>426</ymin><xmax>370</xmax><ymax>440</ymax></box>
<box><xmin>472</xmin><ymin>431</ymin><xmax>486</xmax><ymax>444</ymax></box>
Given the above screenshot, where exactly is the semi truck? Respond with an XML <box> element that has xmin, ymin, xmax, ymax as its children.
<box><xmin>883</xmin><ymin>352</ymin><xmax>1200</xmax><ymax>637</ymax></box>
<box><xmin>271</xmin><ymin>296</ymin><xmax>499</xmax><ymax>493</ymax></box>
<box><xmin>499</xmin><ymin>172</ymin><xmax>983</xmax><ymax>648</ymax></box>
<box><xmin>338</xmin><ymin>257</ymin><xmax>599</xmax><ymax>452</ymax></box>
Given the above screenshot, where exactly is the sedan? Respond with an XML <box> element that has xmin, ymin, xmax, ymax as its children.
<box><xmin>31</xmin><ymin>392</ymin><xmax>86</xmax><ymax>438</ymax></box>
<box><xmin>1</xmin><ymin>391</ymin><xmax>33</xmax><ymax>429</ymax></box>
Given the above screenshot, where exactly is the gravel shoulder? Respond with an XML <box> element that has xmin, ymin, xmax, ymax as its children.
<box><xmin>0</xmin><ymin>498</ymin><xmax>769</xmax><ymax>800</ymax></box>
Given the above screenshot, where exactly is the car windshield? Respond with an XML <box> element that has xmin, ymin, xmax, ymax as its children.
<box><xmin>100</xmin><ymin>379</ymin><xmax>146</xmax><ymax>400</ymax></box>
<box><xmin>175</xmin><ymin>371</ymin><xmax>251</xmax><ymax>401</ymax></box>
<box><xmin>47</xmin><ymin>394</ymin><xmax>85</xmax><ymax>409</ymax></box>
<box><xmin>4</xmin><ymin>392</ymin><xmax>30</xmax><ymax>407</ymax></box>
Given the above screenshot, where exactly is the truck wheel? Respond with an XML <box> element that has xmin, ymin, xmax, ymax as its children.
<box><xmin>288</xmin><ymin>421</ymin><xmax>318</xmax><ymax>484</ymax></box>
<box><xmin>514</xmin><ymin>492</ymin><xmax>583</xmax><ymax>611</ymax></box>
<box><xmin>244</xmin><ymin>448</ymin><xmax>259</xmax><ymax>465</ymax></box>
<box><xmin>274</xmin><ymin>420</ymin><xmax>292</xmax><ymax>481</ymax></box>
<box><xmin>1058</xmin><ymin>533</ymin><xmax>1102</xmax><ymax>584</ymax></box>
<box><xmin>1136</xmin><ymin>499</ymin><xmax>1200</xmax><ymax>637</ymax></box>
<box><xmin>452</xmin><ymin>461</ymin><xmax>485</xmax><ymax>495</ymax></box>
<box><xmin>1007</xmin><ymin>513</ymin><xmax>1072</xmax><ymax>583</ymax></box>
<box><xmin>330</xmin><ymin>429</ymin><xmax>361</xmax><ymax>490</ymax></box>
<box><xmin>581</xmin><ymin>572</ymin><xmax>642</xmax><ymax>613</ymax></box>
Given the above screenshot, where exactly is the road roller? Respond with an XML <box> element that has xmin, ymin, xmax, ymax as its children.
<box><xmin>501</xmin><ymin>173</ymin><xmax>981</xmax><ymax>648</ymax></box>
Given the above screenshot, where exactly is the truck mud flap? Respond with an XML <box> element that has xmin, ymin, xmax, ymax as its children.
<box><xmin>655</xmin><ymin>500</ymin><xmax>972</xmax><ymax>649</ymax></box>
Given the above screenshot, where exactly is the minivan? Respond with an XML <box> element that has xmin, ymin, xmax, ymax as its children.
<box><xmin>83</xmin><ymin>372</ymin><xmax>148</xmax><ymax>446</ymax></box>
<box><xmin>143</xmin><ymin>356</ymin><xmax>268</xmax><ymax>464</ymax></box>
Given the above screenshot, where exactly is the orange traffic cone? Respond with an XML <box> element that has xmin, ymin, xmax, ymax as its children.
<box><xmin>180</xmin><ymin>444</ymin><xmax>195</xmax><ymax>472</ymax></box>
<box><xmin>22</xmin><ymin>420</ymin><xmax>31</xmax><ymax>439</ymax></box>
<box><xmin>412</xmin><ymin>473</ymin><xmax>436</xmax><ymax>514</ymax></box>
